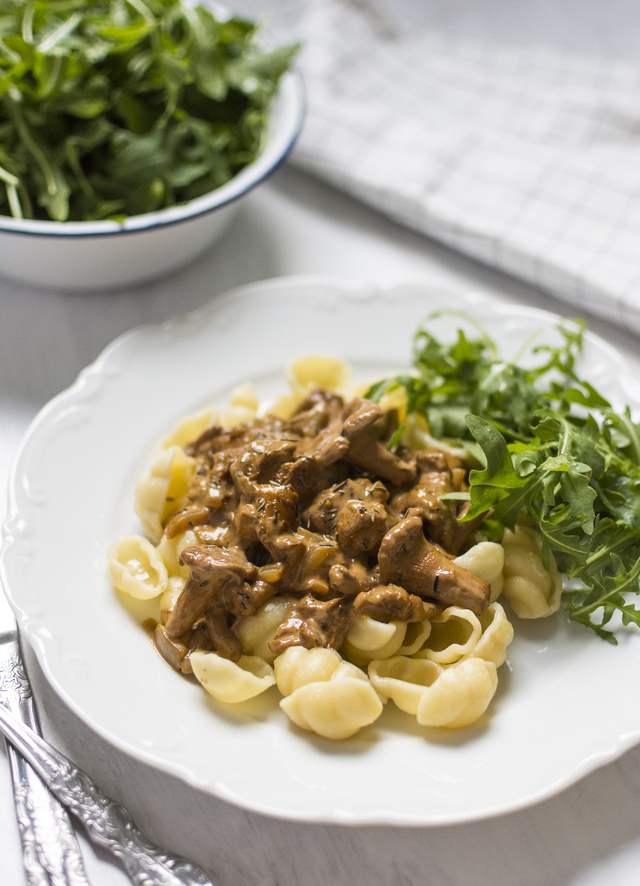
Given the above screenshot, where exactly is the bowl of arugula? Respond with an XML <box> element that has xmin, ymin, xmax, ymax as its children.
<box><xmin>0</xmin><ymin>0</ymin><xmax>304</xmax><ymax>290</ymax></box>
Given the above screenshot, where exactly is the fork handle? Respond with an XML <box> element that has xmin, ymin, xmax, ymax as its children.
<box><xmin>0</xmin><ymin>702</ymin><xmax>214</xmax><ymax>886</ymax></box>
<box><xmin>1</xmin><ymin>647</ymin><xmax>89</xmax><ymax>886</ymax></box>
<box><xmin>8</xmin><ymin>741</ymin><xmax>89</xmax><ymax>886</ymax></box>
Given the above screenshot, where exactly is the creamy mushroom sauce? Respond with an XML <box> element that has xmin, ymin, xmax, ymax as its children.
<box><xmin>152</xmin><ymin>388</ymin><xmax>491</xmax><ymax>674</ymax></box>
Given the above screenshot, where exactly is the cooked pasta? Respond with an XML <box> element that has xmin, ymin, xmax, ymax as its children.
<box><xmin>155</xmin><ymin>529</ymin><xmax>198</xmax><ymax>578</ymax></box>
<box><xmin>236</xmin><ymin>597</ymin><xmax>296</xmax><ymax>666</ymax></box>
<box><xmin>134</xmin><ymin>446</ymin><xmax>195</xmax><ymax>544</ymax></box>
<box><xmin>368</xmin><ymin>656</ymin><xmax>498</xmax><ymax>728</ymax></box>
<box><xmin>160</xmin><ymin>408</ymin><xmax>218</xmax><ymax>453</ymax></box>
<box><xmin>474</xmin><ymin>603</ymin><xmax>514</xmax><ymax>668</ymax></box>
<box><xmin>190</xmin><ymin>650</ymin><xmax>276</xmax><ymax>703</ymax></box>
<box><xmin>276</xmin><ymin>647</ymin><xmax>383</xmax><ymax>740</ymax></box>
<box><xmin>501</xmin><ymin>524</ymin><xmax>562</xmax><ymax>619</ymax></box>
<box><xmin>107</xmin><ymin>535</ymin><xmax>168</xmax><ymax>600</ymax></box>
<box><xmin>220</xmin><ymin>381</ymin><xmax>260</xmax><ymax>429</ymax></box>
<box><xmin>454</xmin><ymin>541</ymin><xmax>505</xmax><ymax>603</ymax></box>
<box><xmin>414</xmin><ymin>658</ymin><xmax>498</xmax><ymax>729</ymax></box>
<box><xmin>340</xmin><ymin>617</ymin><xmax>408</xmax><ymax>665</ymax></box>
<box><xmin>414</xmin><ymin>606</ymin><xmax>482</xmax><ymax>665</ymax></box>
<box><xmin>160</xmin><ymin>575</ymin><xmax>186</xmax><ymax>622</ymax></box>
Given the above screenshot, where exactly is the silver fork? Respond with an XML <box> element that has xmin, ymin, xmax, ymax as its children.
<box><xmin>0</xmin><ymin>582</ymin><xmax>215</xmax><ymax>886</ymax></box>
<box><xmin>0</xmin><ymin>586</ymin><xmax>89</xmax><ymax>886</ymax></box>
<box><xmin>0</xmin><ymin>701</ymin><xmax>215</xmax><ymax>886</ymax></box>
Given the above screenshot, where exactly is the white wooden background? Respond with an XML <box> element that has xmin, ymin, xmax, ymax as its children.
<box><xmin>3</xmin><ymin>2</ymin><xmax>640</xmax><ymax>884</ymax></box>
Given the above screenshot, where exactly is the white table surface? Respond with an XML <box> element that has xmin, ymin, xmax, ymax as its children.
<box><xmin>4</xmin><ymin>2</ymin><xmax>640</xmax><ymax>885</ymax></box>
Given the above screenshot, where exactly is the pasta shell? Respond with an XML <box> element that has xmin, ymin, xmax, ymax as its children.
<box><xmin>416</xmin><ymin>658</ymin><xmax>498</xmax><ymax>728</ymax></box>
<box><xmin>107</xmin><ymin>535</ymin><xmax>168</xmax><ymax>600</ymax></box>
<box><xmin>280</xmin><ymin>677</ymin><xmax>383</xmax><ymax>740</ymax></box>
<box><xmin>190</xmin><ymin>651</ymin><xmax>276</xmax><ymax>703</ymax></box>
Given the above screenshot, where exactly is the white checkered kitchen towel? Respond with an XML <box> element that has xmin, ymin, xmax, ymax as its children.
<box><xmin>278</xmin><ymin>0</ymin><xmax>640</xmax><ymax>334</ymax></box>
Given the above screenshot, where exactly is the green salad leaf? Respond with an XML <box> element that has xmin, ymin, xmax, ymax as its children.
<box><xmin>0</xmin><ymin>0</ymin><xmax>298</xmax><ymax>221</ymax></box>
<box><xmin>367</xmin><ymin>314</ymin><xmax>640</xmax><ymax>643</ymax></box>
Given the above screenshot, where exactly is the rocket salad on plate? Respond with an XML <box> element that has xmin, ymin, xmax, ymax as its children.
<box><xmin>368</xmin><ymin>314</ymin><xmax>640</xmax><ymax>643</ymax></box>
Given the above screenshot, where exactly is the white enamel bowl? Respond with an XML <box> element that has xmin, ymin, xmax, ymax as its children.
<box><xmin>0</xmin><ymin>69</ymin><xmax>304</xmax><ymax>291</ymax></box>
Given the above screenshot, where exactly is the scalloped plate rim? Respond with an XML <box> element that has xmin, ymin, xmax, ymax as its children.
<box><xmin>1</xmin><ymin>274</ymin><xmax>638</xmax><ymax>826</ymax></box>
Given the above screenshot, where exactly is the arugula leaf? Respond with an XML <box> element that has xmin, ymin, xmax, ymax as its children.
<box><xmin>0</xmin><ymin>0</ymin><xmax>298</xmax><ymax>221</ymax></box>
<box><xmin>366</xmin><ymin>312</ymin><xmax>640</xmax><ymax>642</ymax></box>
<box><xmin>465</xmin><ymin>414</ymin><xmax>529</xmax><ymax>526</ymax></box>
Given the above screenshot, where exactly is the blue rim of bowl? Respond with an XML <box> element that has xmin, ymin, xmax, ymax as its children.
<box><xmin>0</xmin><ymin>67</ymin><xmax>306</xmax><ymax>240</ymax></box>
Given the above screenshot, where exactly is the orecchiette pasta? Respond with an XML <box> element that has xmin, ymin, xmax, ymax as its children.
<box><xmin>236</xmin><ymin>597</ymin><xmax>296</xmax><ymax>666</ymax></box>
<box><xmin>474</xmin><ymin>602</ymin><xmax>514</xmax><ymax>668</ymax></box>
<box><xmin>415</xmin><ymin>606</ymin><xmax>482</xmax><ymax>665</ymax></box>
<box><xmin>107</xmin><ymin>535</ymin><xmax>169</xmax><ymax>600</ymax></box>
<box><xmin>155</xmin><ymin>529</ymin><xmax>197</xmax><ymax>578</ymax></box>
<box><xmin>276</xmin><ymin>647</ymin><xmax>383</xmax><ymax>740</ymax></box>
<box><xmin>501</xmin><ymin>524</ymin><xmax>563</xmax><ymax>618</ymax></box>
<box><xmin>368</xmin><ymin>657</ymin><xmax>443</xmax><ymax>715</ymax></box>
<box><xmin>221</xmin><ymin>381</ymin><xmax>260</xmax><ymax>428</ymax></box>
<box><xmin>395</xmin><ymin>620</ymin><xmax>433</xmax><ymax>656</ymax></box>
<box><xmin>454</xmin><ymin>541</ymin><xmax>505</xmax><ymax>603</ymax></box>
<box><xmin>340</xmin><ymin>616</ymin><xmax>407</xmax><ymax>665</ymax></box>
<box><xmin>134</xmin><ymin>445</ymin><xmax>195</xmax><ymax>544</ymax></box>
<box><xmin>274</xmin><ymin>646</ymin><xmax>345</xmax><ymax>696</ymax></box>
<box><xmin>159</xmin><ymin>575</ymin><xmax>186</xmax><ymax>622</ymax></box>
<box><xmin>376</xmin><ymin>383</ymin><xmax>408</xmax><ymax>419</ymax></box>
<box><xmin>288</xmin><ymin>354</ymin><xmax>350</xmax><ymax>398</ymax></box>
<box><xmin>190</xmin><ymin>651</ymin><xmax>276</xmax><ymax>703</ymax></box>
<box><xmin>272</xmin><ymin>355</ymin><xmax>352</xmax><ymax>419</ymax></box>
<box><xmin>368</xmin><ymin>656</ymin><xmax>498</xmax><ymax>728</ymax></box>
<box><xmin>414</xmin><ymin>602</ymin><xmax>514</xmax><ymax>668</ymax></box>
<box><xmin>159</xmin><ymin>407</ymin><xmax>218</xmax><ymax>452</ymax></box>
<box><xmin>280</xmin><ymin>678</ymin><xmax>383</xmax><ymax>741</ymax></box>
<box><xmin>414</xmin><ymin>658</ymin><xmax>498</xmax><ymax>728</ymax></box>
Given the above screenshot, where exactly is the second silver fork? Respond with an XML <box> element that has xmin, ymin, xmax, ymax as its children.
<box><xmin>0</xmin><ymin>597</ymin><xmax>89</xmax><ymax>886</ymax></box>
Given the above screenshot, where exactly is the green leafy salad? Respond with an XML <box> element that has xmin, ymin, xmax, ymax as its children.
<box><xmin>0</xmin><ymin>0</ymin><xmax>298</xmax><ymax>221</ymax></box>
<box><xmin>367</xmin><ymin>315</ymin><xmax>640</xmax><ymax>644</ymax></box>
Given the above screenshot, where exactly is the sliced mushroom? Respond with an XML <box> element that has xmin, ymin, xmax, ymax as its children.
<box><xmin>377</xmin><ymin>515</ymin><xmax>490</xmax><ymax>614</ymax></box>
<box><xmin>165</xmin><ymin>545</ymin><xmax>257</xmax><ymax>638</ymax></box>
<box><xmin>164</xmin><ymin>503</ymin><xmax>212</xmax><ymax>539</ymax></box>
<box><xmin>157</xmin><ymin>389</ymin><xmax>492</xmax><ymax>678</ymax></box>
<box><xmin>203</xmin><ymin>602</ymin><xmax>243</xmax><ymax>662</ymax></box>
<box><xmin>328</xmin><ymin>560</ymin><xmax>378</xmax><ymax>596</ymax></box>
<box><xmin>336</xmin><ymin>498</ymin><xmax>390</xmax><ymax>554</ymax></box>
<box><xmin>341</xmin><ymin>398</ymin><xmax>416</xmax><ymax>485</ymax></box>
<box><xmin>153</xmin><ymin>624</ymin><xmax>191</xmax><ymax>673</ymax></box>
<box><xmin>153</xmin><ymin>622</ymin><xmax>211</xmax><ymax>674</ymax></box>
<box><xmin>305</xmin><ymin>477</ymin><xmax>390</xmax><ymax>536</ymax></box>
<box><xmin>269</xmin><ymin>595</ymin><xmax>352</xmax><ymax>655</ymax></box>
<box><xmin>352</xmin><ymin>584</ymin><xmax>440</xmax><ymax>622</ymax></box>
<box><xmin>284</xmin><ymin>388</ymin><xmax>345</xmax><ymax>437</ymax></box>
<box><xmin>392</xmin><ymin>449</ymin><xmax>486</xmax><ymax>554</ymax></box>
<box><xmin>280</xmin><ymin>455</ymin><xmax>349</xmax><ymax>503</ymax></box>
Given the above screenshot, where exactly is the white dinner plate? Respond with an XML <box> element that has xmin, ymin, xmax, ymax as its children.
<box><xmin>3</xmin><ymin>276</ymin><xmax>640</xmax><ymax>826</ymax></box>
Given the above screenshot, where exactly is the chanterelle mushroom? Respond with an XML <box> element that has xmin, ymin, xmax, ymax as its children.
<box><xmin>352</xmin><ymin>584</ymin><xmax>440</xmax><ymax>622</ymax></box>
<box><xmin>341</xmin><ymin>398</ymin><xmax>417</xmax><ymax>485</ymax></box>
<box><xmin>377</xmin><ymin>515</ymin><xmax>491</xmax><ymax>614</ymax></box>
<box><xmin>165</xmin><ymin>545</ymin><xmax>257</xmax><ymax>638</ymax></box>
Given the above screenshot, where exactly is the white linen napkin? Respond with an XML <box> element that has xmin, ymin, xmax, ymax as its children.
<box><xmin>279</xmin><ymin>0</ymin><xmax>640</xmax><ymax>333</ymax></box>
